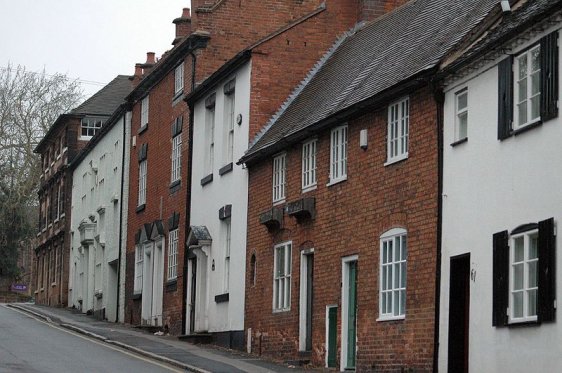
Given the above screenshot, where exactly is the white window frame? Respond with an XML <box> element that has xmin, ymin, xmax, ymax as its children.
<box><xmin>174</xmin><ymin>63</ymin><xmax>184</xmax><ymax>95</ymax></box>
<box><xmin>134</xmin><ymin>245</ymin><xmax>144</xmax><ymax>293</ymax></box>
<box><xmin>141</xmin><ymin>96</ymin><xmax>149</xmax><ymax>128</ymax></box>
<box><xmin>329</xmin><ymin>125</ymin><xmax>347</xmax><ymax>184</ymax></box>
<box><xmin>514</xmin><ymin>45</ymin><xmax>541</xmax><ymax>130</ymax></box>
<box><xmin>224</xmin><ymin>91</ymin><xmax>235</xmax><ymax>164</ymax></box>
<box><xmin>273</xmin><ymin>241</ymin><xmax>292</xmax><ymax>312</ymax></box>
<box><xmin>205</xmin><ymin>105</ymin><xmax>215</xmax><ymax>175</ymax></box>
<box><xmin>509</xmin><ymin>230</ymin><xmax>539</xmax><ymax>323</ymax></box>
<box><xmin>171</xmin><ymin>134</ymin><xmax>182</xmax><ymax>183</ymax></box>
<box><xmin>223</xmin><ymin>218</ymin><xmax>231</xmax><ymax>292</ymax></box>
<box><xmin>272</xmin><ymin>153</ymin><xmax>286</xmax><ymax>204</ymax></box>
<box><xmin>386</xmin><ymin>97</ymin><xmax>409</xmax><ymax>164</ymax></box>
<box><xmin>81</xmin><ymin>118</ymin><xmax>103</xmax><ymax>138</ymax></box>
<box><xmin>302</xmin><ymin>139</ymin><xmax>317</xmax><ymax>191</ymax></box>
<box><xmin>167</xmin><ymin>229</ymin><xmax>179</xmax><ymax>280</ymax></box>
<box><xmin>378</xmin><ymin>228</ymin><xmax>407</xmax><ymax>321</ymax></box>
<box><xmin>138</xmin><ymin>160</ymin><xmax>147</xmax><ymax>206</ymax></box>
<box><xmin>455</xmin><ymin>88</ymin><xmax>468</xmax><ymax>142</ymax></box>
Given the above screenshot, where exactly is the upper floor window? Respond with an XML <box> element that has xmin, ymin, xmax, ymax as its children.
<box><xmin>379</xmin><ymin>228</ymin><xmax>407</xmax><ymax>320</ymax></box>
<box><xmin>141</xmin><ymin>96</ymin><xmax>149</xmax><ymax>128</ymax></box>
<box><xmin>174</xmin><ymin>63</ymin><xmax>184</xmax><ymax>96</ymax></box>
<box><xmin>387</xmin><ymin>97</ymin><xmax>409</xmax><ymax>164</ymax></box>
<box><xmin>138</xmin><ymin>160</ymin><xmax>147</xmax><ymax>206</ymax></box>
<box><xmin>302</xmin><ymin>139</ymin><xmax>317</xmax><ymax>191</ymax></box>
<box><xmin>455</xmin><ymin>89</ymin><xmax>468</xmax><ymax>142</ymax></box>
<box><xmin>273</xmin><ymin>242</ymin><xmax>292</xmax><ymax>311</ymax></box>
<box><xmin>223</xmin><ymin>218</ymin><xmax>231</xmax><ymax>292</ymax></box>
<box><xmin>272</xmin><ymin>153</ymin><xmax>286</xmax><ymax>203</ymax></box>
<box><xmin>81</xmin><ymin>117</ymin><xmax>104</xmax><ymax>138</ymax></box>
<box><xmin>330</xmin><ymin>125</ymin><xmax>347</xmax><ymax>183</ymax></box>
<box><xmin>205</xmin><ymin>93</ymin><xmax>216</xmax><ymax>175</ymax></box>
<box><xmin>168</xmin><ymin>229</ymin><xmax>179</xmax><ymax>280</ymax></box>
<box><xmin>493</xmin><ymin>218</ymin><xmax>555</xmax><ymax>326</ymax></box>
<box><xmin>171</xmin><ymin>117</ymin><xmax>183</xmax><ymax>183</ymax></box>
<box><xmin>224</xmin><ymin>79</ymin><xmax>235</xmax><ymax>164</ymax></box>
<box><xmin>498</xmin><ymin>32</ymin><xmax>558</xmax><ymax>139</ymax></box>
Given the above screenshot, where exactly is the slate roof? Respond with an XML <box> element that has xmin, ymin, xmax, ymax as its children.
<box><xmin>240</xmin><ymin>0</ymin><xmax>498</xmax><ymax>164</ymax></box>
<box><xmin>71</xmin><ymin>75</ymin><xmax>132</xmax><ymax>116</ymax></box>
<box><xmin>441</xmin><ymin>0</ymin><xmax>562</xmax><ymax>75</ymax></box>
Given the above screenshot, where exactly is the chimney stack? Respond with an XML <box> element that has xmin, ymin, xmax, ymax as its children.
<box><xmin>145</xmin><ymin>52</ymin><xmax>156</xmax><ymax>65</ymax></box>
<box><xmin>172</xmin><ymin>8</ymin><xmax>192</xmax><ymax>46</ymax></box>
<box><xmin>358</xmin><ymin>0</ymin><xmax>409</xmax><ymax>22</ymax></box>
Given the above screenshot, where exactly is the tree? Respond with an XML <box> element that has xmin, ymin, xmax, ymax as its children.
<box><xmin>0</xmin><ymin>64</ymin><xmax>83</xmax><ymax>278</ymax></box>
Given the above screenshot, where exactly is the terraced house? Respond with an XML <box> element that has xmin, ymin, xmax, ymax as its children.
<box><xmin>239</xmin><ymin>0</ymin><xmax>496</xmax><ymax>370</ymax></box>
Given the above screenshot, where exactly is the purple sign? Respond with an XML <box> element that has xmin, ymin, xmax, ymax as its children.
<box><xmin>11</xmin><ymin>284</ymin><xmax>27</xmax><ymax>292</ymax></box>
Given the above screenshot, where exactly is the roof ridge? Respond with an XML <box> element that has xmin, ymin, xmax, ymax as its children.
<box><xmin>246</xmin><ymin>22</ymin><xmax>364</xmax><ymax>150</ymax></box>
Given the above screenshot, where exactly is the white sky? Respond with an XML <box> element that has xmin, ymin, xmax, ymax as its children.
<box><xmin>0</xmin><ymin>0</ymin><xmax>191</xmax><ymax>99</ymax></box>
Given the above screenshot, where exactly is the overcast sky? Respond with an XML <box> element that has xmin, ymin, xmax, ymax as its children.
<box><xmin>0</xmin><ymin>0</ymin><xmax>191</xmax><ymax>99</ymax></box>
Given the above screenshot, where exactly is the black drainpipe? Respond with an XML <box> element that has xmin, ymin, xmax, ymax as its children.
<box><xmin>432</xmin><ymin>83</ymin><xmax>445</xmax><ymax>373</ymax></box>
<box><xmin>181</xmin><ymin>51</ymin><xmax>197</xmax><ymax>334</ymax></box>
<box><xmin>116</xmin><ymin>110</ymin><xmax>127</xmax><ymax>322</ymax></box>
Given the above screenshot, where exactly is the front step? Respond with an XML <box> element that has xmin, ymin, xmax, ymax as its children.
<box><xmin>178</xmin><ymin>333</ymin><xmax>213</xmax><ymax>345</ymax></box>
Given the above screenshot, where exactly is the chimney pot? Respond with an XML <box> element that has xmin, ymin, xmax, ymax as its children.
<box><xmin>134</xmin><ymin>63</ymin><xmax>143</xmax><ymax>77</ymax></box>
<box><xmin>182</xmin><ymin>8</ymin><xmax>191</xmax><ymax>19</ymax></box>
<box><xmin>146</xmin><ymin>52</ymin><xmax>156</xmax><ymax>64</ymax></box>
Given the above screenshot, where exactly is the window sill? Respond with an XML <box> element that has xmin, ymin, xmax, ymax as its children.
<box><xmin>273</xmin><ymin>199</ymin><xmax>285</xmax><ymax>206</ymax></box>
<box><xmin>377</xmin><ymin>315</ymin><xmax>405</xmax><ymax>322</ymax></box>
<box><xmin>34</xmin><ymin>290</ymin><xmax>39</xmax><ymax>294</ymax></box>
<box><xmin>215</xmin><ymin>293</ymin><xmax>229</xmax><ymax>303</ymax></box>
<box><xmin>56</xmin><ymin>153</ymin><xmax>62</xmax><ymax>160</ymax></box>
<box><xmin>169</xmin><ymin>179</ymin><xmax>181</xmax><ymax>194</ymax></box>
<box><xmin>136</xmin><ymin>204</ymin><xmax>146</xmax><ymax>213</ymax></box>
<box><xmin>302</xmin><ymin>185</ymin><xmax>317</xmax><ymax>194</ymax></box>
<box><xmin>326</xmin><ymin>176</ymin><xmax>347</xmax><ymax>187</ymax></box>
<box><xmin>132</xmin><ymin>292</ymin><xmax>142</xmax><ymax>300</ymax></box>
<box><xmin>219</xmin><ymin>162</ymin><xmax>233</xmax><ymax>176</ymax></box>
<box><xmin>51</xmin><ymin>282</ymin><xmax>56</xmax><ymax>287</ymax></box>
<box><xmin>450</xmin><ymin>137</ymin><xmax>468</xmax><ymax>147</ymax></box>
<box><xmin>273</xmin><ymin>308</ymin><xmax>291</xmax><ymax>313</ymax></box>
<box><xmin>384</xmin><ymin>154</ymin><xmax>408</xmax><ymax>167</ymax></box>
<box><xmin>200</xmin><ymin>173</ymin><xmax>213</xmax><ymax>186</ymax></box>
<box><xmin>40</xmin><ymin>288</ymin><xmax>44</xmax><ymax>292</ymax></box>
<box><xmin>512</xmin><ymin>120</ymin><xmax>542</xmax><ymax>137</ymax></box>
<box><xmin>79</xmin><ymin>136</ymin><xmax>92</xmax><ymax>141</ymax></box>
<box><xmin>138</xmin><ymin>124</ymin><xmax>148</xmax><ymax>135</ymax></box>
<box><xmin>172</xmin><ymin>90</ymin><xmax>183</xmax><ymax>104</ymax></box>
<box><xmin>60</xmin><ymin>213</ymin><xmax>65</xmax><ymax>219</ymax></box>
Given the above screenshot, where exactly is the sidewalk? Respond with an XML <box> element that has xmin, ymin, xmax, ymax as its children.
<box><xmin>6</xmin><ymin>303</ymin><xmax>316</xmax><ymax>373</ymax></box>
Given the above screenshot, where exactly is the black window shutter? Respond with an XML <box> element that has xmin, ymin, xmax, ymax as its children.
<box><xmin>498</xmin><ymin>57</ymin><xmax>513</xmax><ymax>140</ymax></box>
<box><xmin>493</xmin><ymin>230</ymin><xmax>509</xmax><ymax>326</ymax></box>
<box><xmin>540</xmin><ymin>32</ymin><xmax>559</xmax><ymax>123</ymax></box>
<box><xmin>538</xmin><ymin>217</ymin><xmax>556</xmax><ymax>322</ymax></box>
<box><xmin>138</xmin><ymin>143</ymin><xmax>148</xmax><ymax>162</ymax></box>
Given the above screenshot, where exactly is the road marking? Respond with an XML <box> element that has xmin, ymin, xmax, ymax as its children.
<box><xmin>3</xmin><ymin>305</ymin><xmax>183</xmax><ymax>373</ymax></box>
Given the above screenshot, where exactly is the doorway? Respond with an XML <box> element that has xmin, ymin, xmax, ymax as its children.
<box><xmin>341</xmin><ymin>256</ymin><xmax>358</xmax><ymax>371</ymax></box>
<box><xmin>188</xmin><ymin>257</ymin><xmax>197</xmax><ymax>334</ymax></box>
<box><xmin>299</xmin><ymin>250</ymin><xmax>314</xmax><ymax>351</ymax></box>
<box><xmin>447</xmin><ymin>253</ymin><xmax>470</xmax><ymax>373</ymax></box>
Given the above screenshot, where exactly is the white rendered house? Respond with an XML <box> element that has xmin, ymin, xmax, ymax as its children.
<box><xmin>438</xmin><ymin>3</ymin><xmax>561</xmax><ymax>372</ymax></box>
<box><xmin>69</xmin><ymin>109</ymin><xmax>131</xmax><ymax>322</ymax></box>
<box><xmin>185</xmin><ymin>59</ymin><xmax>251</xmax><ymax>348</ymax></box>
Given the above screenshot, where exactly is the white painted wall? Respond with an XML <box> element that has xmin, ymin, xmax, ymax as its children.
<box><xmin>439</xmin><ymin>27</ymin><xmax>562</xmax><ymax>372</ymax></box>
<box><xmin>189</xmin><ymin>61</ymin><xmax>251</xmax><ymax>334</ymax></box>
<box><xmin>69</xmin><ymin>112</ymin><xmax>130</xmax><ymax>322</ymax></box>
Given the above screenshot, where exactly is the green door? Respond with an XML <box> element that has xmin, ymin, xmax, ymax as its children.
<box><xmin>328</xmin><ymin>306</ymin><xmax>337</xmax><ymax>367</ymax></box>
<box><xmin>347</xmin><ymin>261</ymin><xmax>357</xmax><ymax>369</ymax></box>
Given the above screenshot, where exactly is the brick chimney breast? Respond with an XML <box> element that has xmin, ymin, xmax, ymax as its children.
<box><xmin>359</xmin><ymin>0</ymin><xmax>409</xmax><ymax>22</ymax></box>
<box><xmin>172</xmin><ymin>7</ymin><xmax>192</xmax><ymax>46</ymax></box>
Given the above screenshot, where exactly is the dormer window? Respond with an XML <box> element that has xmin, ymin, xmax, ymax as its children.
<box><xmin>81</xmin><ymin>117</ymin><xmax>104</xmax><ymax>138</ymax></box>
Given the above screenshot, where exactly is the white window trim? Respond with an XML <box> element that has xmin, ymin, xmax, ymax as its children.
<box><xmin>302</xmin><ymin>139</ymin><xmax>317</xmax><ymax>192</ymax></box>
<box><xmin>141</xmin><ymin>96</ymin><xmax>149</xmax><ymax>128</ymax></box>
<box><xmin>328</xmin><ymin>125</ymin><xmax>348</xmax><ymax>185</ymax></box>
<box><xmin>138</xmin><ymin>160</ymin><xmax>147</xmax><ymax>206</ymax></box>
<box><xmin>513</xmin><ymin>45</ymin><xmax>541</xmax><ymax>130</ymax></box>
<box><xmin>205</xmin><ymin>105</ymin><xmax>216</xmax><ymax>175</ymax></box>
<box><xmin>134</xmin><ymin>245</ymin><xmax>144</xmax><ymax>293</ymax></box>
<box><xmin>272</xmin><ymin>153</ymin><xmax>286</xmax><ymax>204</ymax></box>
<box><xmin>223</xmin><ymin>218</ymin><xmax>231</xmax><ymax>292</ymax></box>
<box><xmin>508</xmin><ymin>230</ymin><xmax>539</xmax><ymax>324</ymax></box>
<box><xmin>377</xmin><ymin>227</ymin><xmax>407</xmax><ymax>321</ymax></box>
<box><xmin>385</xmin><ymin>97</ymin><xmax>409</xmax><ymax>165</ymax></box>
<box><xmin>171</xmin><ymin>134</ymin><xmax>182</xmax><ymax>183</ymax></box>
<box><xmin>454</xmin><ymin>88</ymin><xmax>468</xmax><ymax>142</ymax></box>
<box><xmin>273</xmin><ymin>241</ymin><xmax>292</xmax><ymax>312</ymax></box>
<box><xmin>174</xmin><ymin>63</ymin><xmax>184</xmax><ymax>95</ymax></box>
<box><xmin>224</xmin><ymin>91</ymin><xmax>235</xmax><ymax>164</ymax></box>
<box><xmin>167</xmin><ymin>229</ymin><xmax>179</xmax><ymax>281</ymax></box>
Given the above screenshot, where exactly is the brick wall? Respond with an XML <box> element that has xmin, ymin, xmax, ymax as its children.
<box><xmin>358</xmin><ymin>0</ymin><xmax>410</xmax><ymax>22</ymax></box>
<box><xmin>245</xmin><ymin>86</ymin><xmax>438</xmax><ymax>371</ymax></box>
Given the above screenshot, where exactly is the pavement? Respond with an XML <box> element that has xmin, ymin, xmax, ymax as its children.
<box><xmin>6</xmin><ymin>303</ymin><xmax>316</xmax><ymax>373</ymax></box>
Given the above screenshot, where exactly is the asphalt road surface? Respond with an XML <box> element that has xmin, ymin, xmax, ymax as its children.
<box><xmin>0</xmin><ymin>304</ymin><xmax>182</xmax><ymax>373</ymax></box>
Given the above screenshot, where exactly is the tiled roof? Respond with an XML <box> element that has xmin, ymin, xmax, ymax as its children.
<box><xmin>71</xmin><ymin>75</ymin><xmax>132</xmax><ymax>116</ymax></box>
<box><xmin>241</xmin><ymin>0</ymin><xmax>497</xmax><ymax>164</ymax></box>
<box><xmin>442</xmin><ymin>0</ymin><xmax>562</xmax><ymax>74</ymax></box>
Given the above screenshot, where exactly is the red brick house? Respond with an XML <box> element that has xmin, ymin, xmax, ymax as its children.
<box><xmin>239</xmin><ymin>0</ymin><xmax>495</xmax><ymax>370</ymax></box>
<box><xmin>34</xmin><ymin>76</ymin><xmax>132</xmax><ymax>307</ymax></box>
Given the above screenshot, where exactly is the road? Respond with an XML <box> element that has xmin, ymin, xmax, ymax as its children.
<box><xmin>0</xmin><ymin>304</ymin><xmax>182</xmax><ymax>373</ymax></box>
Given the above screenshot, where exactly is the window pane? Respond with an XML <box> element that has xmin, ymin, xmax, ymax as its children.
<box><xmin>531</xmin><ymin>47</ymin><xmax>540</xmax><ymax>72</ymax></box>
<box><xmin>514</xmin><ymin>237</ymin><xmax>524</xmax><ymax>262</ymax></box>
<box><xmin>518</xmin><ymin>78</ymin><xmax>528</xmax><ymax>102</ymax></box>
<box><xmin>393</xmin><ymin>290</ymin><xmax>399</xmax><ymax>316</ymax></box>
<box><xmin>528</xmin><ymin>289</ymin><xmax>537</xmax><ymax>317</ymax></box>
<box><xmin>530</xmin><ymin>95</ymin><xmax>540</xmax><ymax>121</ymax></box>
<box><xmin>394</xmin><ymin>263</ymin><xmax>400</xmax><ymax>288</ymax></box>
<box><xmin>382</xmin><ymin>266</ymin><xmax>387</xmax><ymax>290</ymax></box>
<box><xmin>457</xmin><ymin>92</ymin><xmax>467</xmax><ymax>110</ymax></box>
<box><xmin>528</xmin><ymin>261</ymin><xmax>537</xmax><ymax>288</ymax></box>
<box><xmin>518</xmin><ymin>56</ymin><xmax>527</xmax><ymax>79</ymax></box>
<box><xmin>401</xmin><ymin>262</ymin><xmax>406</xmax><ymax>287</ymax></box>
<box><xmin>513</xmin><ymin>291</ymin><xmax>523</xmax><ymax>318</ymax></box>
<box><xmin>513</xmin><ymin>263</ymin><xmax>524</xmax><ymax>290</ymax></box>
<box><xmin>400</xmin><ymin>289</ymin><xmax>406</xmax><ymax>315</ymax></box>
<box><xmin>458</xmin><ymin>112</ymin><xmax>468</xmax><ymax>139</ymax></box>
<box><xmin>529</xmin><ymin>235</ymin><xmax>538</xmax><ymax>259</ymax></box>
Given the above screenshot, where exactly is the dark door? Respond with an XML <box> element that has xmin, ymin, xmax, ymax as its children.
<box><xmin>327</xmin><ymin>306</ymin><xmax>337</xmax><ymax>368</ymax></box>
<box><xmin>189</xmin><ymin>258</ymin><xmax>197</xmax><ymax>334</ymax></box>
<box><xmin>346</xmin><ymin>261</ymin><xmax>357</xmax><ymax>369</ymax></box>
<box><xmin>448</xmin><ymin>254</ymin><xmax>470</xmax><ymax>373</ymax></box>
<box><xmin>305</xmin><ymin>254</ymin><xmax>314</xmax><ymax>351</ymax></box>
